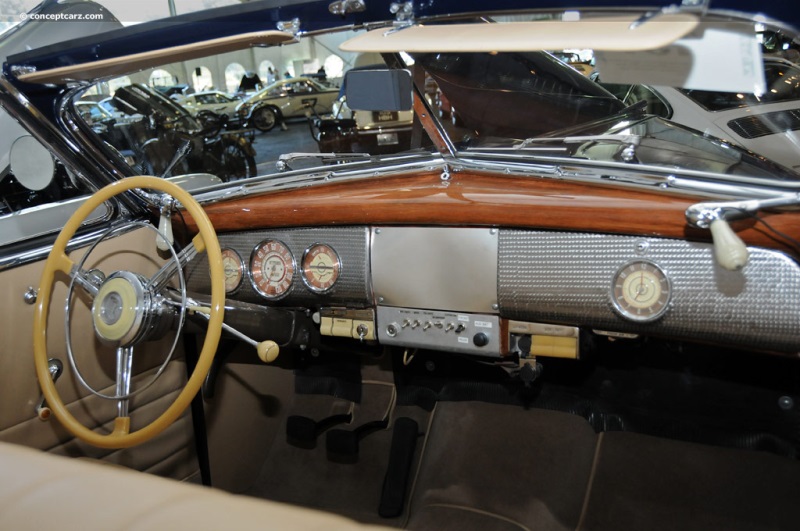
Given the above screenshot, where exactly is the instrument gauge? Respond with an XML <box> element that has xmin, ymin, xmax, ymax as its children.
<box><xmin>611</xmin><ymin>260</ymin><xmax>672</xmax><ymax>322</ymax></box>
<box><xmin>301</xmin><ymin>243</ymin><xmax>341</xmax><ymax>293</ymax></box>
<box><xmin>249</xmin><ymin>240</ymin><xmax>295</xmax><ymax>299</ymax></box>
<box><xmin>221</xmin><ymin>248</ymin><xmax>244</xmax><ymax>293</ymax></box>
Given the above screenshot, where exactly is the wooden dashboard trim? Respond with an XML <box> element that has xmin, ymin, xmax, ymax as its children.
<box><xmin>181</xmin><ymin>170</ymin><xmax>800</xmax><ymax>258</ymax></box>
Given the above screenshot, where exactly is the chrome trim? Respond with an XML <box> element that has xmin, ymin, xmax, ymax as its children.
<box><xmin>686</xmin><ymin>193</ymin><xmax>800</xmax><ymax>228</ymax></box>
<box><xmin>188</xmin><ymin>148</ymin><xmax>800</xmax><ymax>211</ymax></box>
<box><xmin>23</xmin><ymin>286</ymin><xmax>37</xmax><ymax>305</ymax></box>
<box><xmin>0</xmin><ymin>221</ymin><xmax>143</xmax><ymax>273</ymax></box>
<box><xmin>0</xmin><ymin>195</ymin><xmax>111</xmax><ymax>248</ymax></box>
<box><xmin>57</xmin><ymin>86</ymin><xmax>153</xmax><ymax>210</ymax></box>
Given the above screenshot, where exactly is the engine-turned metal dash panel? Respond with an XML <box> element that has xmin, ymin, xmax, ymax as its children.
<box><xmin>185</xmin><ymin>227</ymin><xmax>371</xmax><ymax>307</ymax></box>
<box><xmin>498</xmin><ymin>230</ymin><xmax>800</xmax><ymax>352</ymax></box>
<box><xmin>371</xmin><ymin>226</ymin><xmax>498</xmax><ymax>313</ymax></box>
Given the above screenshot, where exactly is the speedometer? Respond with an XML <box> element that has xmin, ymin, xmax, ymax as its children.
<box><xmin>249</xmin><ymin>240</ymin><xmax>295</xmax><ymax>299</ymax></box>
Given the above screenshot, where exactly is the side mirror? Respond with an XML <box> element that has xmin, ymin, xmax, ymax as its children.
<box><xmin>9</xmin><ymin>135</ymin><xmax>55</xmax><ymax>191</ymax></box>
<box><xmin>344</xmin><ymin>69</ymin><xmax>412</xmax><ymax>111</ymax></box>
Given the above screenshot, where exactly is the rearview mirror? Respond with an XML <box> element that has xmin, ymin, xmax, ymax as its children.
<box><xmin>344</xmin><ymin>69</ymin><xmax>412</xmax><ymax>111</ymax></box>
<box><xmin>9</xmin><ymin>135</ymin><xmax>55</xmax><ymax>191</ymax></box>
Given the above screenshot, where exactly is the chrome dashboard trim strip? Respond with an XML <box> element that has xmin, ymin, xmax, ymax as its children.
<box><xmin>0</xmin><ymin>221</ymin><xmax>141</xmax><ymax>273</ymax></box>
<box><xmin>189</xmin><ymin>151</ymin><xmax>800</xmax><ymax>209</ymax></box>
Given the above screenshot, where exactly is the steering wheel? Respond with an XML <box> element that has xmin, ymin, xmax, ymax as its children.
<box><xmin>33</xmin><ymin>176</ymin><xmax>224</xmax><ymax>449</ymax></box>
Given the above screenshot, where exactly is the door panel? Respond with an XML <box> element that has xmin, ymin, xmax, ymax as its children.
<box><xmin>0</xmin><ymin>226</ymin><xmax>199</xmax><ymax>480</ymax></box>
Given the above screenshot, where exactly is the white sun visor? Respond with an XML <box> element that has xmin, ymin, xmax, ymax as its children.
<box><xmin>340</xmin><ymin>13</ymin><xmax>699</xmax><ymax>53</ymax></box>
<box><xmin>16</xmin><ymin>31</ymin><xmax>296</xmax><ymax>85</ymax></box>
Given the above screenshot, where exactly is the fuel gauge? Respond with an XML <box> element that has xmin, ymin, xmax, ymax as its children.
<box><xmin>301</xmin><ymin>243</ymin><xmax>341</xmax><ymax>293</ymax></box>
<box><xmin>221</xmin><ymin>248</ymin><xmax>244</xmax><ymax>293</ymax></box>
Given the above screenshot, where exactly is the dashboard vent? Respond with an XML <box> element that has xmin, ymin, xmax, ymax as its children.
<box><xmin>728</xmin><ymin>109</ymin><xmax>800</xmax><ymax>139</ymax></box>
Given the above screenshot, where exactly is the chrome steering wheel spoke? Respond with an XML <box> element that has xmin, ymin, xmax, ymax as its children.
<box><xmin>148</xmin><ymin>240</ymin><xmax>199</xmax><ymax>293</ymax></box>
<box><xmin>64</xmin><ymin>220</ymin><xmax>190</xmax><ymax>404</ymax></box>
<box><xmin>115</xmin><ymin>347</ymin><xmax>134</xmax><ymax>417</ymax></box>
<box><xmin>69</xmin><ymin>265</ymin><xmax>104</xmax><ymax>298</ymax></box>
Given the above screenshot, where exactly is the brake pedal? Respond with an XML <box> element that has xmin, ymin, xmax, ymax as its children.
<box><xmin>326</xmin><ymin>418</ymin><xmax>388</xmax><ymax>463</ymax></box>
<box><xmin>286</xmin><ymin>413</ymin><xmax>352</xmax><ymax>449</ymax></box>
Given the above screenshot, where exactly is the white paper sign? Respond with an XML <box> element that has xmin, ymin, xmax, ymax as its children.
<box><xmin>595</xmin><ymin>22</ymin><xmax>765</xmax><ymax>94</ymax></box>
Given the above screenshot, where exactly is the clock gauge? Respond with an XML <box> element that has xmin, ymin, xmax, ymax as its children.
<box><xmin>249</xmin><ymin>240</ymin><xmax>295</xmax><ymax>300</ymax></box>
<box><xmin>611</xmin><ymin>260</ymin><xmax>672</xmax><ymax>322</ymax></box>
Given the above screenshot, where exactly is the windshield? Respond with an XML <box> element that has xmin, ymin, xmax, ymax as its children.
<box><xmin>66</xmin><ymin>19</ymin><xmax>800</xmax><ymax>185</ymax></box>
<box><xmin>411</xmin><ymin>50</ymin><xmax>800</xmax><ymax>179</ymax></box>
<box><xmin>414</xmin><ymin>51</ymin><xmax>624</xmax><ymax>138</ymax></box>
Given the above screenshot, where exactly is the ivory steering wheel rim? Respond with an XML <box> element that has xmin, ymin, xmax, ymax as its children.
<box><xmin>32</xmin><ymin>176</ymin><xmax>224</xmax><ymax>449</ymax></box>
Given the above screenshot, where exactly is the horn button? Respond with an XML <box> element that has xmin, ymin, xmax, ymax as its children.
<box><xmin>91</xmin><ymin>271</ymin><xmax>152</xmax><ymax>346</ymax></box>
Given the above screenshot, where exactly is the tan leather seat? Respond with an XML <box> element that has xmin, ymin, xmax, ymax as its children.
<box><xmin>0</xmin><ymin>442</ymin><xmax>388</xmax><ymax>530</ymax></box>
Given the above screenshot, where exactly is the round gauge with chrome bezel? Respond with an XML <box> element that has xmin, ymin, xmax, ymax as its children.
<box><xmin>301</xmin><ymin>243</ymin><xmax>341</xmax><ymax>293</ymax></box>
<box><xmin>249</xmin><ymin>239</ymin><xmax>295</xmax><ymax>299</ymax></box>
<box><xmin>221</xmin><ymin>248</ymin><xmax>244</xmax><ymax>293</ymax></box>
<box><xmin>610</xmin><ymin>260</ymin><xmax>672</xmax><ymax>322</ymax></box>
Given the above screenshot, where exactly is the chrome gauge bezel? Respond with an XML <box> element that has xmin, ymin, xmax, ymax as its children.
<box><xmin>300</xmin><ymin>243</ymin><xmax>341</xmax><ymax>294</ymax></box>
<box><xmin>248</xmin><ymin>239</ymin><xmax>295</xmax><ymax>300</ymax></box>
<box><xmin>610</xmin><ymin>260</ymin><xmax>672</xmax><ymax>323</ymax></box>
<box><xmin>221</xmin><ymin>247</ymin><xmax>244</xmax><ymax>293</ymax></box>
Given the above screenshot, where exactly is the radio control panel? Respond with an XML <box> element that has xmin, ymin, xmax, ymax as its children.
<box><xmin>376</xmin><ymin>306</ymin><xmax>501</xmax><ymax>356</ymax></box>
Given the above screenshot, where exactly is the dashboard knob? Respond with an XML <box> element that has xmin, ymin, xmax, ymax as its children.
<box><xmin>257</xmin><ymin>340</ymin><xmax>280</xmax><ymax>363</ymax></box>
<box><xmin>473</xmin><ymin>332</ymin><xmax>489</xmax><ymax>347</ymax></box>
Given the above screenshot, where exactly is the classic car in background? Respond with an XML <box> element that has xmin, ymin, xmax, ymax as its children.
<box><xmin>2</xmin><ymin>0</ymin><xmax>800</xmax><ymax>530</ymax></box>
<box><xmin>600</xmin><ymin>57</ymin><xmax>800</xmax><ymax>171</ymax></box>
<box><xmin>236</xmin><ymin>76</ymin><xmax>340</xmax><ymax>131</ymax></box>
<box><xmin>177</xmin><ymin>90</ymin><xmax>243</xmax><ymax>122</ymax></box>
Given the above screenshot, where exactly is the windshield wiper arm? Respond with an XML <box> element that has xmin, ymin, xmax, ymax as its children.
<box><xmin>514</xmin><ymin>133</ymin><xmax>641</xmax><ymax>149</ymax></box>
<box><xmin>276</xmin><ymin>152</ymin><xmax>372</xmax><ymax>172</ymax></box>
<box><xmin>512</xmin><ymin>134</ymin><xmax>641</xmax><ymax>161</ymax></box>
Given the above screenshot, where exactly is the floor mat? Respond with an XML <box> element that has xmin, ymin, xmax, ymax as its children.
<box><xmin>406</xmin><ymin>402</ymin><xmax>598</xmax><ymax>531</ymax></box>
<box><xmin>580</xmin><ymin>431</ymin><xmax>800</xmax><ymax>531</ymax></box>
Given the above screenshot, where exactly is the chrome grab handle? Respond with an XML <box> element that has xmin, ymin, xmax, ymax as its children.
<box><xmin>685</xmin><ymin>193</ymin><xmax>800</xmax><ymax>271</ymax></box>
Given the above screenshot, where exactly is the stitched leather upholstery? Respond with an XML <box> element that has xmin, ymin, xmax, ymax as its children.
<box><xmin>0</xmin><ymin>442</ymin><xmax>387</xmax><ymax>530</ymax></box>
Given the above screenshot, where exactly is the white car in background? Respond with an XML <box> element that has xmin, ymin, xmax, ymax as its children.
<box><xmin>601</xmin><ymin>58</ymin><xmax>800</xmax><ymax>172</ymax></box>
<box><xmin>177</xmin><ymin>91</ymin><xmax>242</xmax><ymax>121</ymax></box>
<box><xmin>236</xmin><ymin>77</ymin><xmax>340</xmax><ymax>131</ymax></box>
